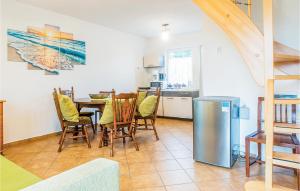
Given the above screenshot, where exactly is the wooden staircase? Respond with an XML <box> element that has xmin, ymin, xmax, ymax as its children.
<box><xmin>193</xmin><ymin>0</ymin><xmax>300</xmax><ymax>86</ymax></box>
<box><xmin>193</xmin><ymin>0</ymin><xmax>300</xmax><ymax>190</ymax></box>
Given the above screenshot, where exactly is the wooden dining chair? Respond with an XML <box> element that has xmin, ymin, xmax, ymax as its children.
<box><xmin>245</xmin><ymin>97</ymin><xmax>300</xmax><ymax>189</ymax></box>
<box><xmin>53</xmin><ymin>89</ymin><xmax>91</xmax><ymax>152</ymax></box>
<box><xmin>134</xmin><ymin>87</ymin><xmax>161</xmax><ymax>141</ymax></box>
<box><xmin>59</xmin><ymin>87</ymin><xmax>96</xmax><ymax>134</ymax></box>
<box><xmin>98</xmin><ymin>90</ymin><xmax>139</xmax><ymax>157</ymax></box>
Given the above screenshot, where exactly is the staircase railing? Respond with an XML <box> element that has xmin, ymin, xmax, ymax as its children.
<box><xmin>231</xmin><ymin>0</ymin><xmax>252</xmax><ymax>18</ymax></box>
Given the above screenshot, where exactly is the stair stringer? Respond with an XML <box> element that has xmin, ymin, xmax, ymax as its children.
<box><xmin>193</xmin><ymin>0</ymin><xmax>265</xmax><ymax>86</ymax></box>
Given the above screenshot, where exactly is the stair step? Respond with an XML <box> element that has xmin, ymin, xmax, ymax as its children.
<box><xmin>274</xmin><ymin>75</ymin><xmax>300</xmax><ymax>80</ymax></box>
<box><xmin>274</xmin><ymin>99</ymin><xmax>300</xmax><ymax>105</ymax></box>
<box><xmin>244</xmin><ymin>180</ymin><xmax>295</xmax><ymax>191</ymax></box>
<box><xmin>274</xmin><ymin>123</ymin><xmax>300</xmax><ymax>134</ymax></box>
<box><xmin>273</xmin><ymin>152</ymin><xmax>300</xmax><ymax>169</ymax></box>
<box><xmin>274</xmin><ymin>53</ymin><xmax>300</xmax><ymax>64</ymax></box>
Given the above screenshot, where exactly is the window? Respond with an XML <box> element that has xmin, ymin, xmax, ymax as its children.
<box><xmin>166</xmin><ymin>49</ymin><xmax>193</xmax><ymax>89</ymax></box>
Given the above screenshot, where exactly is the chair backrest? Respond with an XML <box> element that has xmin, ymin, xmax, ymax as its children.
<box><xmin>258</xmin><ymin>97</ymin><xmax>297</xmax><ymax>131</ymax></box>
<box><xmin>53</xmin><ymin>88</ymin><xmax>65</xmax><ymax>130</ymax></box>
<box><xmin>152</xmin><ymin>87</ymin><xmax>161</xmax><ymax>119</ymax></box>
<box><xmin>59</xmin><ymin>87</ymin><xmax>74</xmax><ymax>101</ymax></box>
<box><xmin>111</xmin><ymin>90</ymin><xmax>138</xmax><ymax>129</ymax></box>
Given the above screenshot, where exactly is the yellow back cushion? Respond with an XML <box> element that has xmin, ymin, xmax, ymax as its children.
<box><xmin>138</xmin><ymin>95</ymin><xmax>158</xmax><ymax>117</ymax></box>
<box><xmin>58</xmin><ymin>94</ymin><xmax>79</xmax><ymax>122</ymax></box>
<box><xmin>137</xmin><ymin>91</ymin><xmax>147</xmax><ymax>107</ymax></box>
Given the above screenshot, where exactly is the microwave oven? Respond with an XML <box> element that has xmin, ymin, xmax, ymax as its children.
<box><xmin>150</xmin><ymin>81</ymin><xmax>162</xmax><ymax>88</ymax></box>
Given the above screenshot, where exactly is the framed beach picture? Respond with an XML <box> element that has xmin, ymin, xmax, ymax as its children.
<box><xmin>7</xmin><ymin>24</ymin><xmax>86</xmax><ymax>75</ymax></box>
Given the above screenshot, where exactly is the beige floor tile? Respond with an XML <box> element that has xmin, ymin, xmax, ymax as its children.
<box><xmin>154</xmin><ymin>160</ymin><xmax>182</xmax><ymax>172</ymax></box>
<box><xmin>135</xmin><ymin>187</ymin><xmax>166</xmax><ymax>191</ymax></box>
<box><xmin>131</xmin><ymin>173</ymin><xmax>164</xmax><ymax>189</ymax></box>
<box><xmin>129</xmin><ymin>162</ymin><xmax>156</xmax><ymax>176</ymax></box>
<box><xmin>195</xmin><ymin>179</ymin><xmax>235</xmax><ymax>191</ymax></box>
<box><xmin>150</xmin><ymin>151</ymin><xmax>174</xmax><ymax>161</ymax></box>
<box><xmin>169</xmin><ymin>149</ymin><xmax>192</xmax><ymax>159</ymax></box>
<box><xmin>126</xmin><ymin>151</ymin><xmax>151</xmax><ymax>164</ymax></box>
<box><xmin>185</xmin><ymin>166</ymin><xmax>217</xmax><ymax>182</ymax></box>
<box><xmin>176</xmin><ymin>158</ymin><xmax>204</xmax><ymax>169</ymax></box>
<box><xmin>159</xmin><ymin>170</ymin><xmax>192</xmax><ymax>186</ymax></box>
<box><xmin>166</xmin><ymin>183</ymin><xmax>199</xmax><ymax>191</ymax></box>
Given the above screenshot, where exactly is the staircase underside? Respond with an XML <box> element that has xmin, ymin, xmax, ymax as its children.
<box><xmin>193</xmin><ymin>0</ymin><xmax>300</xmax><ymax>86</ymax></box>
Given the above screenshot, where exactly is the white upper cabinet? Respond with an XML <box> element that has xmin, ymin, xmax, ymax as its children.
<box><xmin>143</xmin><ymin>53</ymin><xmax>164</xmax><ymax>68</ymax></box>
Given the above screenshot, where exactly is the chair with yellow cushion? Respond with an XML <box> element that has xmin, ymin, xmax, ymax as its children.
<box><xmin>98</xmin><ymin>90</ymin><xmax>139</xmax><ymax>157</ymax></box>
<box><xmin>134</xmin><ymin>87</ymin><xmax>160</xmax><ymax>141</ymax></box>
<box><xmin>53</xmin><ymin>89</ymin><xmax>91</xmax><ymax>152</ymax></box>
<box><xmin>59</xmin><ymin>87</ymin><xmax>96</xmax><ymax>134</ymax></box>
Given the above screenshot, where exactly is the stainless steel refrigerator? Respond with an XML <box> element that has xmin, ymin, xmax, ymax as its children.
<box><xmin>193</xmin><ymin>96</ymin><xmax>240</xmax><ymax>168</ymax></box>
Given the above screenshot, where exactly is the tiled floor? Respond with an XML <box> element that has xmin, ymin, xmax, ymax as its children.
<box><xmin>3</xmin><ymin>118</ymin><xmax>298</xmax><ymax>191</ymax></box>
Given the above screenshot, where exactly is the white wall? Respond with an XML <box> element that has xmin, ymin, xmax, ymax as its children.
<box><xmin>1</xmin><ymin>0</ymin><xmax>145</xmax><ymax>143</ymax></box>
<box><xmin>141</xmin><ymin>14</ymin><xmax>264</xmax><ymax>153</ymax></box>
<box><xmin>0</xmin><ymin>0</ymin><xmax>3</xmax><ymax>98</ymax></box>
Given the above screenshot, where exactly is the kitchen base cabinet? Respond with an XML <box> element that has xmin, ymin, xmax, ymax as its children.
<box><xmin>163</xmin><ymin>97</ymin><xmax>193</xmax><ymax>119</ymax></box>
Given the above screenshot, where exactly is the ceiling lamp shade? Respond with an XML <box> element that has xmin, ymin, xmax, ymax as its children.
<box><xmin>161</xmin><ymin>24</ymin><xmax>170</xmax><ymax>41</ymax></box>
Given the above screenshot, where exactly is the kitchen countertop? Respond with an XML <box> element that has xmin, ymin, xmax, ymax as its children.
<box><xmin>148</xmin><ymin>89</ymin><xmax>199</xmax><ymax>97</ymax></box>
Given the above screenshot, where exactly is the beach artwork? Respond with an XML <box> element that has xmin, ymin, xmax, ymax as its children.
<box><xmin>7</xmin><ymin>24</ymin><xmax>86</xmax><ymax>75</ymax></box>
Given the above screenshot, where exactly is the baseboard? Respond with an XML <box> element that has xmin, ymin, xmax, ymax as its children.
<box><xmin>4</xmin><ymin>132</ymin><xmax>60</xmax><ymax>148</ymax></box>
<box><xmin>157</xmin><ymin>116</ymin><xmax>193</xmax><ymax>121</ymax></box>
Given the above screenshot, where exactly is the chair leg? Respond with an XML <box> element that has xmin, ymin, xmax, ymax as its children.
<box><xmin>257</xmin><ymin>143</ymin><xmax>262</xmax><ymax>164</ymax></box>
<box><xmin>122</xmin><ymin>128</ymin><xmax>126</xmax><ymax>144</ymax></box>
<box><xmin>99</xmin><ymin>126</ymin><xmax>104</xmax><ymax>148</ymax></box>
<box><xmin>293</xmin><ymin>148</ymin><xmax>298</xmax><ymax>175</ymax></box>
<box><xmin>131</xmin><ymin>133</ymin><xmax>139</xmax><ymax>151</ymax></box>
<box><xmin>144</xmin><ymin>119</ymin><xmax>148</xmax><ymax>129</ymax></box>
<box><xmin>297</xmin><ymin>169</ymin><xmax>300</xmax><ymax>191</ymax></box>
<box><xmin>58</xmin><ymin>128</ymin><xmax>64</xmax><ymax>144</ymax></box>
<box><xmin>245</xmin><ymin>137</ymin><xmax>250</xmax><ymax>177</ymax></box>
<box><xmin>83</xmin><ymin>126</ymin><xmax>91</xmax><ymax>148</ymax></box>
<box><xmin>110</xmin><ymin>130</ymin><xmax>114</xmax><ymax>157</ymax></box>
<box><xmin>151</xmin><ymin>119</ymin><xmax>159</xmax><ymax>141</ymax></box>
<box><xmin>58</xmin><ymin>127</ymin><xmax>68</xmax><ymax>152</ymax></box>
<box><xmin>133</xmin><ymin>119</ymin><xmax>138</xmax><ymax>136</ymax></box>
<box><xmin>89</xmin><ymin>116</ymin><xmax>96</xmax><ymax>134</ymax></box>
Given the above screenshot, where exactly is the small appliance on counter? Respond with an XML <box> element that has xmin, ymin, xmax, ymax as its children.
<box><xmin>193</xmin><ymin>96</ymin><xmax>240</xmax><ymax>168</ymax></box>
<box><xmin>150</xmin><ymin>81</ymin><xmax>163</xmax><ymax>89</ymax></box>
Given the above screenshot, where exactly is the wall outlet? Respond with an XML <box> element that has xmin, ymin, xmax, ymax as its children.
<box><xmin>240</xmin><ymin>105</ymin><xmax>250</xmax><ymax>120</ymax></box>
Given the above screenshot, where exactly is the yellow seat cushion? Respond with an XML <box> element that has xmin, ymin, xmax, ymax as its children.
<box><xmin>58</xmin><ymin>94</ymin><xmax>79</xmax><ymax>122</ymax></box>
<box><xmin>138</xmin><ymin>95</ymin><xmax>157</xmax><ymax>117</ymax></box>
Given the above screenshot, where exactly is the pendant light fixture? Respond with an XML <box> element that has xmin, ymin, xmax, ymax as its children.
<box><xmin>161</xmin><ymin>24</ymin><xmax>170</xmax><ymax>41</ymax></box>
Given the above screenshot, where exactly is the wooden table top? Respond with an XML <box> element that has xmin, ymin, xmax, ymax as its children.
<box><xmin>74</xmin><ymin>98</ymin><xmax>106</xmax><ymax>105</ymax></box>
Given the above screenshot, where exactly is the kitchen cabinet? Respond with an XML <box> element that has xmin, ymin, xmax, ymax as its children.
<box><xmin>143</xmin><ymin>54</ymin><xmax>164</xmax><ymax>68</ymax></box>
<box><xmin>163</xmin><ymin>97</ymin><xmax>193</xmax><ymax>119</ymax></box>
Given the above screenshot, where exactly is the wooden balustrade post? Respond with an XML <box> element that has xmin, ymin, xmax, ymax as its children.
<box><xmin>0</xmin><ymin>100</ymin><xmax>5</xmax><ymax>155</ymax></box>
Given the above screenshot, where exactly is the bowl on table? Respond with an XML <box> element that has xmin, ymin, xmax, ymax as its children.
<box><xmin>89</xmin><ymin>93</ymin><xmax>110</xmax><ymax>100</ymax></box>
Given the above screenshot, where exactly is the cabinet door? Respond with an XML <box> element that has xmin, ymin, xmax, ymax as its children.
<box><xmin>157</xmin><ymin>97</ymin><xmax>164</xmax><ymax>116</ymax></box>
<box><xmin>177</xmin><ymin>97</ymin><xmax>193</xmax><ymax>119</ymax></box>
<box><xmin>163</xmin><ymin>97</ymin><xmax>178</xmax><ymax>117</ymax></box>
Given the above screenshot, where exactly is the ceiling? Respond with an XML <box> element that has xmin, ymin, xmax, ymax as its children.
<box><xmin>16</xmin><ymin>0</ymin><xmax>205</xmax><ymax>38</ymax></box>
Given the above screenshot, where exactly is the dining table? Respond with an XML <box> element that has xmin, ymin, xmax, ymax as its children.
<box><xmin>73</xmin><ymin>98</ymin><xmax>108</xmax><ymax>146</ymax></box>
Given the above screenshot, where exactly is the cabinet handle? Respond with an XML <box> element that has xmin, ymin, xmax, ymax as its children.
<box><xmin>181</xmin><ymin>97</ymin><xmax>189</xmax><ymax>100</ymax></box>
<box><xmin>167</xmin><ymin>97</ymin><xmax>174</xmax><ymax>100</ymax></box>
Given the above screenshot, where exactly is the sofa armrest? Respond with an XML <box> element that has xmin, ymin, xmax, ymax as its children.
<box><xmin>21</xmin><ymin>158</ymin><xmax>119</xmax><ymax>191</ymax></box>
